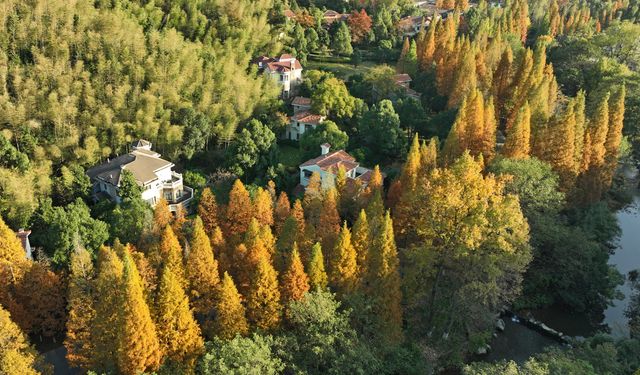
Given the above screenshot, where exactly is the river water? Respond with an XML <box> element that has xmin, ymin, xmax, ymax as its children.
<box><xmin>484</xmin><ymin>191</ymin><xmax>640</xmax><ymax>362</ymax></box>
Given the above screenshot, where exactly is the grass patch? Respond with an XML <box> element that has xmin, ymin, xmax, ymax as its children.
<box><xmin>305</xmin><ymin>59</ymin><xmax>381</xmax><ymax>80</ymax></box>
<box><xmin>279</xmin><ymin>143</ymin><xmax>304</xmax><ymax>167</ymax></box>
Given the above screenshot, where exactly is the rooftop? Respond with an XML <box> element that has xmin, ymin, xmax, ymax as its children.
<box><xmin>291</xmin><ymin>110</ymin><xmax>324</xmax><ymax>125</ymax></box>
<box><xmin>86</xmin><ymin>140</ymin><xmax>173</xmax><ymax>186</ymax></box>
<box><xmin>292</xmin><ymin>96</ymin><xmax>312</xmax><ymax>106</ymax></box>
<box><xmin>300</xmin><ymin>150</ymin><xmax>359</xmax><ymax>172</ymax></box>
<box><xmin>394</xmin><ymin>73</ymin><xmax>413</xmax><ymax>84</ymax></box>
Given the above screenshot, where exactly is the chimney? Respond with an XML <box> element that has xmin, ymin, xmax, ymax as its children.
<box><xmin>321</xmin><ymin>143</ymin><xmax>331</xmax><ymax>155</ymax></box>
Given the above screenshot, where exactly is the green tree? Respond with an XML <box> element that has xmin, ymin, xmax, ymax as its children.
<box><xmin>359</xmin><ymin>99</ymin><xmax>407</xmax><ymax>163</ymax></box>
<box><xmin>332</xmin><ymin>22</ymin><xmax>353</xmax><ymax>56</ymax></box>
<box><xmin>311</xmin><ymin>77</ymin><xmax>358</xmax><ymax>119</ymax></box>
<box><xmin>225</xmin><ymin>120</ymin><xmax>276</xmax><ymax>177</ymax></box>
<box><xmin>299</xmin><ymin>121</ymin><xmax>348</xmax><ymax>159</ymax></box>
<box><xmin>199</xmin><ymin>334</ymin><xmax>284</xmax><ymax>375</ymax></box>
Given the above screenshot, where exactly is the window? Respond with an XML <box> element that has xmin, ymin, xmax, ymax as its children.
<box><xmin>303</xmin><ymin>170</ymin><xmax>313</xmax><ymax>179</ymax></box>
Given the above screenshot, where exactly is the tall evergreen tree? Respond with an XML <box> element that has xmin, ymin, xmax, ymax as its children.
<box><xmin>303</xmin><ymin>172</ymin><xmax>323</xmax><ymax>228</ymax></box>
<box><xmin>198</xmin><ymin>187</ymin><xmax>219</xmax><ymax>240</ymax></box>
<box><xmin>155</xmin><ymin>266</ymin><xmax>204</xmax><ymax>369</ymax></box>
<box><xmin>317</xmin><ymin>188</ymin><xmax>341</xmax><ymax>255</ymax></box>
<box><xmin>307</xmin><ymin>243</ymin><xmax>328</xmax><ymax>291</ymax></box>
<box><xmin>186</xmin><ymin>217</ymin><xmax>220</xmax><ymax>317</ymax></box>
<box><xmin>224</xmin><ymin>179</ymin><xmax>253</xmax><ymax>239</ymax></box>
<box><xmin>253</xmin><ymin>187</ymin><xmax>274</xmax><ymax>228</ymax></box>
<box><xmin>0</xmin><ymin>305</ymin><xmax>39</xmax><ymax>375</ymax></box>
<box><xmin>92</xmin><ymin>246</ymin><xmax>124</xmax><ymax>373</ymax></box>
<box><xmin>64</xmin><ymin>247</ymin><xmax>96</xmax><ymax>370</ymax></box>
<box><xmin>604</xmin><ymin>85</ymin><xmax>625</xmax><ymax>187</ymax></box>
<box><xmin>329</xmin><ymin>223</ymin><xmax>358</xmax><ymax>296</ymax></box>
<box><xmin>213</xmin><ymin>272</ymin><xmax>249</xmax><ymax>340</ymax></box>
<box><xmin>274</xmin><ymin>192</ymin><xmax>291</xmax><ymax>235</ymax></box>
<box><xmin>246</xmin><ymin>258</ymin><xmax>282</xmax><ymax>331</ymax></box>
<box><xmin>159</xmin><ymin>226</ymin><xmax>186</xmax><ymax>288</ymax></box>
<box><xmin>366</xmin><ymin>212</ymin><xmax>403</xmax><ymax>345</ymax></box>
<box><xmin>502</xmin><ymin>102</ymin><xmax>531</xmax><ymax>159</ymax></box>
<box><xmin>117</xmin><ymin>253</ymin><xmax>162</xmax><ymax>375</ymax></box>
<box><xmin>280</xmin><ymin>244</ymin><xmax>310</xmax><ymax>303</ymax></box>
<box><xmin>351</xmin><ymin>210</ymin><xmax>370</xmax><ymax>284</ymax></box>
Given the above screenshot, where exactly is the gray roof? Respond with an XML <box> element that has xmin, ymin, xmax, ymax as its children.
<box><xmin>133</xmin><ymin>139</ymin><xmax>151</xmax><ymax>148</ymax></box>
<box><xmin>86</xmin><ymin>151</ymin><xmax>173</xmax><ymax>186</ymax></box>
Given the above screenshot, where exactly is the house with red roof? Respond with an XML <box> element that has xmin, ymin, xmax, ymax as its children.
<box><xmin>299</xmin><ymin>144</ymin><xmax>373</xmax><ymax>188</ymax></box>
<box><xmin>285</xmin><ymin>96</ymin><xmax>325</xmax><ymax>141</ymax></box>
<box><xmin>255</xmin><ymin>54</ymin><xmax>303</xmax><ymax>98</ymax></box>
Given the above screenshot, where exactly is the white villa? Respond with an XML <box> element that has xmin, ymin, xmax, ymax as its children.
<box><xmin>285</xmin><ymin>96</ymin><xmax>326</xmax><ymax>141</ymax></box>
<box><xmin>255</xmin><ymin>54</ymin><xmax>303</xmax><ymax>98</ymax></box>
<box><xmin>299</xmin><ymin>144</ymin><xmax>373</xmax><ymax>188</ymax></box>
<box><xmin>86</xmin><ymin>140</ymin><xmax>193</xmax><ymax>212</ymax></box>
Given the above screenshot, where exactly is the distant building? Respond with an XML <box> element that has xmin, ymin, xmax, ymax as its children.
<box><xmin>393</xmin><ymin>74</ymin><xmax>421</xmax><ymax>100</ymax></box>
<box><xmin>15</xmin><ymin>229</ymin><xmax>32</xmax><ymax>260</ymax></box>
<box><xmin>255</xmin><ymin>54</ymin><xmax>303</xmax><ymax>98</ymax></box>
<box><xmin>284</xmin><ymin>96</ymin><xmax>325</xmax><ymax>141</ymax></box>
<box><xmin>322</xmin><ymin>10</ymin><xmax>349</xmax><ymax>25</ymax></box>
<box><xmin>299</xmin><ymin>144</ymin><xmax>373</xmax><ymax>188</ymax></box>
<box><xmin>86</xmin><ymin>140</ymin><xmax>193</xmax><ymax>212</ymax></box>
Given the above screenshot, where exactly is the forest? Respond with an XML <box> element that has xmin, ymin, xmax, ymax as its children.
<box><xmin>1</xmin><ymin>0</ymin><xmax>640</xmax><ymax>374</ymax></box>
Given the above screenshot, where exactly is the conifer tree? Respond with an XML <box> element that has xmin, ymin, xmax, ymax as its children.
<box><xmin>186</xmin><ymin>217</ymin><xmax>220</xmax><ymax>317</ymax></box>
<box><xmin>397</xmin><ymin>37</ymin><xmax>411</xmax><ymax>73</ymax></box>
<box><xmin>224</xmin><ymin>179</ymin><xmax>253</xmax><ymax>239</ymax></box>
<box><xmin>280</xmin><ymin>244</ymin><xmax>310</xmax><ymax>303</ymax></box>
<box><xmin>443</xmin><ymin>114</ymin><xmax>465</xmax><ymax>164</ymax></box>
<box><xmin>574</xmin><ymin>91</ymin><xmax>587</xmax><ymax>168</ymax></box>
<box><xmin>92</xmin><ymin>246</ymin><xmax>124</xmax><ymax>373</ymax></box>
<box><xmin>493</xmin><ymin>47</ymin><xmax>513</xmax><ymax>122</ymax></box>
<box><xmin>307</xmin><ymin>242</ymin><xmax>328</xmax><ymax>290</ymax></box>
<box><xmin>502</xmin><ymin>102</ymin><xmax>531</xmax><ymax>159</ymax></box>
<box><xmin>419</xmin><ymin>17</ymin><xmax>437</xmax><ymax>70</ymax></box>
<box><xmin>604</xmin><ymin>85</ymin><xmax>625</xmax><ymax>186</ymax></box>
<box><xmin>400</xmin><ymin>134</ymin><xmax>421</xmax><ymax>193</ymax></box>
<box><xmin>447</xmin><ymin>42</ymin><xmax>477</xmax><ymax>108</ymax></box>
<box><xmin>483</xmin><ymin>96</ymin><xmax>498</xmax><ymax>161</ymax></box>
<box><xmin>0</xmin><ymin>305</ymin><xmax>39</xmax><ymax>375</ymax></box>
<box><xmin>351</xmin><ymin>210</ymin><xmax>370</xmax><ymax>283</ymax></box>
<box><xmin>274</xmin><ymin>192</ymin><xmax>291</xmax><ymax>235</ymax></box>
<box><xmin>117</xmin><ymin>253</ymin><xmax>162</xmax><ymax>375</ymax></box>
<box><xmin>253</xmin><ymin>187</ymin><xmax>274</xmax><ymax>228</ymax></box>
<box><xmin>155</xmin><ymin>266</ymin><xmax>204</xmax><ymax>368</ymax></box>
<box><xmin>159</xmin><ymin>226</ymin><xmax>186</xmax><ymax>288</ymax></box>
<box><xmin>0</xmin><ymin>215</ymin><xmax>25</xmax><ymax>264</ymax></box>
<box><xmin>213</xmin><ymin>272</ymin><xmax>249</xmax><ymax>340</ymax></box>
<box><xmin>153</xmin><ymin>198</ymin><xmax>172</xmax><ymax>234</ymax></box>
<box><xmin>329</xmin><ymin>223</ymin><xmax>358</xmax><ymax>295</ymax></box>
<box><xmin>366</xmin><ymin>212</ymin><xmax>403</xmax><ymax>345</ymax></box>
<box><xmin>589</xmin><ymin>93</ymin><xmax>610</xmax><ymax>168</ymax></box>
<box><xmin>275</xmin><ymin>217</ymin><xmax>298</xmax><ymax>272</ymax></box>
<box><xmin>198</xmin><ymin>187</ymin><xmax>219</xmax><ymax>239</ymax></box>
<box><xmin>172</xmin><ymin>205</ymin><xmax>188</xmax><ymax>242</ymax></box>
<box><xmin>421</xmin><ymin>137</ymin><xmax>439</xmax><ymax>173</ymax></box>
<box><xmin>318</xmin><ymin>188</ymin><xmax>341</xmax><ymax>254</ymax></box>
<box><xmin>246</xmin><ymin>258</ymin><xmax>282</xmax><ymax>331</ymax></box>
<box><xmin>64</xmin><ymin>247</ymin><xmax>96</xmax><ymax>370</ymax></box>
<box><xmin>303</xmin><ymin>172</ymin><xmax>323</xmax><ymax>228</ymax></box>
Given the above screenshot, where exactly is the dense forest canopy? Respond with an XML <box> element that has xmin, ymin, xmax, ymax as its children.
<box><xmin>1</xmin><ymin>0</ymin><xmax>640</xmax><ymax>373</ymax></box>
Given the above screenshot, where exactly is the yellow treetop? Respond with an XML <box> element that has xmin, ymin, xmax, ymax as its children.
<box><xmin>154</xmin><ymin>266</ymin><xmax>204</xmax><ymax>369</ymax></box>
<box><xmin>352</xmin><ymin>210</ymin><xmax>370</xmax><ymax>285</ymax></box>
<box><xmin>0</xmin><ymin>215</ymin><xmax>25</xmax><ymax>265</ymax></box>
<box><xmin>213</xmin><ymin>272</ymin><xmax>249</xmax><ymax>340</ymax></box>
<box><xmin>253</xmin><ymin>187</ymin><xmax>274</xmax><ymax>228</ymax></box>
<box><xmin>186</xmin><ymin>217</ymin><xmax>220</xmax><ymax>316</ymax></box>
<box><xmin>117</xmin><ymin>253</ymin><xmax>162</xmax><ymax>375</ymax></box>
<box><xmin>318</xmin><ymin>188</ymin><xmax>341</xmax><ymax>254</ymax></box>
<box><xmin>329</xmin><ymin>223</ymin><xmax>358</xmax><ymax>295</ymax></box>
<box><xmin>246</xmin><ymin>257</ymin><xmax>282</xmax><ymax>331</ymax></box>
<box><xmin>502</xmin><ymin>102</ymin><xmax>531</xmax><ymax>159</ymax></box>
<box><xmin>64</xmin><ymin>247</ymin><xmax>96</xmax><ymax>371</ymax></box>
<box><xmin>198</xmin><ymin>187</ymin><xmax>219</xmax><ymax>239</ymax></box>
<box><xmin>307</xmin><ymin>242</ymin><xmax>328</xmax><ymax>291</ymax></box>
<box><xmin>224</xmin><ymin>179</ymin><xmax>253</xmax><ymax>239</ymax></box>
<box><xmin>0</xmin><ymin>304</ymin><xmax>39</xmax><ymax>375</ymax></box>
<box><xmin>274</xmin><ymin>192</ymin><xmax>291</xmax><ymax>235</ymax></box>
<box><xmin>159</xmin><ymin>225</ymin><xmax>186</xmax><ymax>288</ymax></box>
<box><xmin>153</xmin><ymin>198</ymin><xmax>172</xmax><ymax>234</ymax></box>
<box><xmin>280</xmin><ymin>244</ymin><xmax>310</xmax><ymax>303</ymax></box>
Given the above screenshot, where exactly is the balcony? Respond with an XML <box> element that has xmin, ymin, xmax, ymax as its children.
<box><xmin>168</xmin><ymin>185</ymin><xmax>194</xmax><ymax>213</ymax></box>
<box><xmin>163</xmin><ymin>171</ymin><xmax>183</xmax><ymax>190</ymax></box>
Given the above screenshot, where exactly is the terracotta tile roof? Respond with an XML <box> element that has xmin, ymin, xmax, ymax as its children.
<box><xmin>292</xmin><ymin>96</ymin><xmax>312</xmax><ymax>106</ymax></box>
<box><xmin>300</xmin><ymin>150</ymin><xmax>358</xmax><ymax>172</ymax></box>
<box><xmin>291</xmin><ymin>110</ymin><xmax>324</xmax><ymax>125</ymax></box>
<box><xmin>394</xmin><ymin>74</ymin><xmax>412</xmax><ymax>84</ymax></box>
<box><xmin>357</xmin><ymin>170</ymin><xmax>373</xmax><ymax>183</ymax></box>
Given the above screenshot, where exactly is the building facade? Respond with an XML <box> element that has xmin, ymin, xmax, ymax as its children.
<box><xmin>86</xmin><ymin>140</ymin><xmax>193</xmax><ymax>212</ymax></box>
<box><xmin>299</xmin><ymin>144</ymin><xmax>373</xmax><ymax>188</ymax></box>
<box><xmin>256</xmin><ymin>54</ymin><xmax>303</xmax><ymax>98</ymax></box>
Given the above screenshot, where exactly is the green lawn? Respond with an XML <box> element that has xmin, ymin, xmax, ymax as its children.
<box><xmin>279</xmin><ymin>144</ymin><xmax>304</xmax><ymax>168</ymax></box>
<box><xmin>305</xmin><ymin>59</ymin><xmax>382</xmax><ymax>80</ymax></box>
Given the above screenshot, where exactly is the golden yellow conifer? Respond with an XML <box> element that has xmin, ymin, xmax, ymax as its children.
<box><xmin>0</xmin><ymin>305</ymin><xmax>39</xmax><ymax>375</ymax></box>
<box><xmin>253</xmin><ymin>187</ymin><xmax>274</xmax><ymax>228</ymax></box>
<box><xmin>155</xmin><ymin>266</ymin><xmax>204</xmax><ymax>368</ymax></box>
<box><xmin>213</xmin><ymin>272</ymin><xmax>249</xmax><ymax>339</ymax></box>
<box><xmin>224</xmin><ymin>179</ymin><xmax>253</xmax><ymax>239</ymax></box>
<box><xmin>246</xmin><ymin>258</ymin><xmax>282</xmax><ymax>331</ymax></box>
<box><xmin>502</xmin><ymin>102</ymin><xmax>531</xmax><ymax>159</ymax></box>
<box><xmin>280</xmin><ymin>244</ymin><xmax>310</xmax><ymax>303</ymax></box>
<box><xmin>307</xmin><ymin>242</ymin><xmax>328</xmax><ymax>290</ymax></box>
<box><xmin>159</xmin><ymin>226</ymin><xmax>186</xmax><ymax>288</ymax></box>
<box><xmin>318</xmin><ymin>188</ymin><xmax>341</xmax><ymax>254</ymax></box>
<box><xmin>117</xmin><ymin>253</ymin><xmax>162</xmax><ymax>375</ymax></box>
<box><xmin>186</xmin><ymin>217</ymin><xmax>220</xmax><ymax>316</ymax></box>
<box><xmin>274</xmin><ymin>192</ymin><xmax>291</xmax><ymax>235</ymax></box>
<box><xmin>329</xmin><ymin>223</ymin><xmax>358</xmax><ymax>295</ymax></box>
<box><xmin>198</xmin><ymin>187</ymin><xmax>219</xmax><ymax>239</ymax></box>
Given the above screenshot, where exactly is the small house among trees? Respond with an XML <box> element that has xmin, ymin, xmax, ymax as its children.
<box><xmin>299</xmin><ymin>144</ymin><xmax>373</xmax><ymax>188</ymax></box>
<box><xmin>285</xmin><ymin>97</ymin><xmax>326</xmax><ymax>141</ymax></box>
<box><xmin>86</xmin><ymin>140</ymin><xmax>193</xmax><ymax>212</ymax></box>
<box><xmin>255</xmin><ymin>54</ymin><xmax>303</xmax><ymax>98</ymax></box>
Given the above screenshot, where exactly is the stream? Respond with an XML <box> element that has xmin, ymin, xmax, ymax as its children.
<box><xmin>484</xmin><ymin>190</ymin><xmax>640</xmax><ymax>363</ymax></box>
